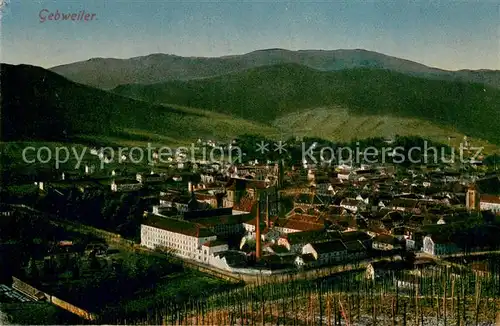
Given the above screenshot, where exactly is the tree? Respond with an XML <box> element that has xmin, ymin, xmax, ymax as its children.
<box><xmin>112</xmin><ymin>259</ymin><xmax>124</xmax><ymax>275</ymax></box>
<box><xmin>89</xmin><ymin>252</ymin><xmax>100</xmax><ymax>270</ymax></box>
<box><xmin>402</xmin><ymin>252</ymin><xmax>416</xmax><ymax>268</ymax></box>
<box><xmin>71</xmin><ymin>260</ymin><xmax>80</xmax><ymax>279</ymax></box>
<box><xmin>27</xmin><ymin>257</ymin><xmax>40</xmax><ymax>281</ymax></box>
<box><xmin>43</xmin><ymin>257</ymin><xmax>54</xmax><ymax>278</ymax></box>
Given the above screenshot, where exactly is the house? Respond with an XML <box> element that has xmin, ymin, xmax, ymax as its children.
<box><xmin>200</xmin><ymin>241</ymin><xmax>229</xmax><ymax>264</ymax></box>
<box><xmin>341</xmin><ymin>231</ymin><xmax>373</xmax><ymax>249</ymax></box>
<box><xmin>158</xmin><ymin>194</ymin><xmax>190</xmax><ymax>213</ymax></box>
<box><xmin>406</xmin><ymin>214</ymin><xmax>426</xmax><ymax>228</ymax></box>
<box><xmin>242</xmin><ymin>214</ymin><xmax>278</xmax><ymax>235</ymax></box>
<box><xmin>210</xmin><ymin>250</ymin><xmax>248</xmax><ymax>270</ymax></box>
<box><xmin>260</xmin><ymin>254</ymin><xmax>297</xmax><ymax>270</ymax></box>
<box><xmin>316</xmin><ymin>183</ymin><xmax>334</xmax><ymax>195</ymax></box>
<box><xmin>355</xmin><ymin>194</ymin><xmax>370</xmax><ymax>205</ymax></box>
<box><xmin>372</xmin><ymin>235</ymin><xmax>403</xmax><ymax>251</ymax></box>
<box><xmin>136</xmin><ymin>172</ymin><xmax>164</xmax><ymax>183</ymax></box>
<box><xmin>302</xmin><ymin>240</ymin><xmax>348</xmax><ymax>265</ymax></box>
<box><xmin>294</xmin><ymin>253</ymin><xmax>316</xmax><ymax>268</ymax></box>
<box><xmin>344</xmin><ymin>240</ymin><xmax>367</xmax><ymax>261</ymax></box>
<box><xmin>392</xmin><ymin>226</ymin><xmax>416</xmax><ymax>241</ymax></box>
<box><xmin>337</xmin><ymin>170</ymin><xmax>352</xmax><ymax>181</ymax></box>
<box><xmin>326</xmin><ymin>214</ymin><xmax>360</xmax><ymax>232</ymax></box>
<box><xmin>152</xmin><ymin>206</ymin><xmax>178</xmax><ymax>217</ymax></box>
<box><xmin>293</xmin><ymin>193</ymin><xmax>334</xmax><ymax>210</ymax></box>
<box><xmin>466</xmin><ymin>179</ymin><xmax>500</xmax><ymax>215</ymax></box>
<box><xmin>61</xmin><ymin>171</ymin><xmax>80</xmax><ymax>181</ymax></box>
<box><xmin>366</xmin><ymin>219</ymin><xmax>391</xmax><ymax>236</ymax></box>
<box><xmin>436</xmin><ymin>214</ymin><xmax>456</xmax><ymax>225</ymax></box>
<box><xmin>266</xmin><ymin>244</ymin><xmax>291</xmax><ymax>256</ymax></box>
<box><xmin>111</xmin><ymin>179</ymin><xmax>142</xmax><ymax>192</ymax></box>
<box><xmin>273</xmin><ymin>217</ymin><xmax>325</xmax><ymax>233</ymax></box>
<box><xmin>422</xmin><ymin>234</ymin><xmax>460</xmax><ymax>256</ymax></box>
<box><xmin>480</xmin><ymin>195</ymin><xmax>500</xmax><ymax>215</ymax></box>
<box><xmin>339</xmin><ymin>198</ymin><xmax>366</xmax><ymax>213</ymax></box>
<box><xmin>388</xmin><ymin>199</ymin><xmax>421</xmax><ymax>214</ymax></box>
<box><xmin>195</xmin><ymin>192</ymin><xmax>221</xmax><ymax>208</ymax></box>
<box><xmin>277</xmin><ymin>229</ymin><xmax>341</xmax><ymax>253</ymax></box>
<box><xmin>84</xmin><ymin>164</ymin><xmax>95</xmax><ymax>175</ymax></box>
<box><xmin>365</xmin><ymin>260</ymin><xmax>406</xmax><ymax>280</ymax></box>
<box><xmin>191</xmin><ymin>212</ymin><xmax>252</xmax><ymax>237</ymax></box>
<box><xmin>200</xmin><ymin>173</ymin><xmax>216</xmax><ymax>185</ymax></box>
<box><xmin>0</xmin><ymin>205</ymin><xmax>14</xmax><ymax>217</ymax></box>
<box><xmin>223</xmin><ymin>178</ymin><xmax>271</xmax><ymax>207</ymax></box>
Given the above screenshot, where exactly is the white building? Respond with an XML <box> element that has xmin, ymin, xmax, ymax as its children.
<box><xmin>111</xmin><ymin>179</ymin><xmax>142</xmax><ymax>192</ymax></box>
<box><xmin>337</xmin><ymin>171</ymin><xmax>351</xmax><ymax>181</ymax></box>
<box><xmin>480</xmin><ymin>195</ymin><xmax>500</xmax><ymax>214</ymax></box>
<box><xmin>302</xmin><ymin>240</ymin><xmax>347</xmax><ymax>265</ymax></box>
<box><xmin>136</xmin><ymin>172</ymin><xmax>164</xmax><ymax>183</ymax></box>
<box><xmin>141</xmin><ymin>216</ymin><xmax>221</xmax><ymax>262</ymax></box>
<box><xmin>201</xmin><ymin>174</ymin><xmax>215</xmax><ymax>184</ymax></box>
<box><xmin>422</xmin><ymin>235</ymin><xmax>460</xmax><ymax>256</ymax></box>
<box><xmin>339</xmin><ymin>198</ymin><xmax>364</xmax><ymax>213</ymax></box>
<box><xmin>84</xmin><ymin>164</ymin><xmax>95</xmax><ymax>175</ymax></box>
<box><xmin>200</xmin><ymin>241</ymin><xmax>229</xmax><ymax>264</ymax></box>
<box><xmin>158</xmin><ymin>195</ymin><xmax>190</xmax><ymax>213</ymax></box>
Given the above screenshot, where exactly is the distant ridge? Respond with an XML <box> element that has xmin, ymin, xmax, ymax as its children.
<box><xmin>2</xmin><ymin>63</ymin><xmax>499</xmax><ymax>150</ymax></box>
<box><xmin>112</xmin><ymin>63</ymin><xmax>500</xmax><ymax>145</ymax></box>
<box><xmin>50</xmin><ymin>48</ymin><xmax>500</xmax><ymax>89</ymax></box>
<box><xmin>0</xmin><ymin>63</ymin><xmax>274</xmax><ymax>142</ymax></box>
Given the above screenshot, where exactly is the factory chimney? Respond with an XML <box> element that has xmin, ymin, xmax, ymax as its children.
<box><xmin>265</xmin><ymin>193</ymin><xmax>270</xmax><ymax>227</ymax></box>
<box><xmin>255</xmin><ymin>195</ymin><xmax>261</xmax><ymax>261</ymax></box>
<box><xmin>278</xmin><ymin>159</ymin><xmax>284</xmax><ymax>189</ymax></box>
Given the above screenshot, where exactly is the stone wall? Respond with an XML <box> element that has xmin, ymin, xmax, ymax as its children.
<box><xmin>11</xmin><ymin>277</ymin><xmax>97</xmax><ymax>321</ymax></box>
<box><xmin>50</xmin><ymin>296</ymin><xmax>97</xmax><ymax>321</ymax></box>
<box><xmin>11</xmin><ymin>277</ymin><xmax>48</xmax><ymax>301</ymax></box>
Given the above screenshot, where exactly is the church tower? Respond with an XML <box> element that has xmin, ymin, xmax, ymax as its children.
<box><xmin>466</xmin><ymin>184</ymin><xmax>480</xmax><ymax>211</ymax></box>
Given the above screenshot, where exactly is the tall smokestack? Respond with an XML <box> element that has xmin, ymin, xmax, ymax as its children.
<box><xmin>265</xmin><ymin>193</ymin><xmax>270</xmax><ymax>227</ymax></box>
<box><xmin>255</xmin><ymin>196</ymin><xmax>261</xmax><ymax>261</ymax></box>
<box><xmin>278</xmin><ymin>159</ymin><xmax>284</xmax><ymax>189</ymax></box>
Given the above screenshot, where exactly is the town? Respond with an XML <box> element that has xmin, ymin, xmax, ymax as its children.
<box><xmin>2</xmin><ymin>134</ymin><xmax>500</xmax><ymax>323</ymax></box>
<box><xmin>2</xmin><ymin>2</ymin><xmax>500</xmax><ymax>322</ymax></box>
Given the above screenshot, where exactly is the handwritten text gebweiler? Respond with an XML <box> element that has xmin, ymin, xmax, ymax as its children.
<box><xmin>39</xmin><ymin>9</ymin><xmax>96</xmax><ymax>23</ymax></box>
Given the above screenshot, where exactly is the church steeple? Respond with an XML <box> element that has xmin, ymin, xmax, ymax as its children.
<box><xmin>188</xmin><ymin>190</ymin><xmax>198</xmax><ymax>211</ymax></box>
<box><xmin>466</xmin><ymin>183</ymin><xmax>479</xmax><ymax>211</ymax></box>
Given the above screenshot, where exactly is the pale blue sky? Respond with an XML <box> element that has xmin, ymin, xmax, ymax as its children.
<box><xmin>1</xmin><ymin>0</ymin><xmax>499</xmax><ymax>70</ymax></box>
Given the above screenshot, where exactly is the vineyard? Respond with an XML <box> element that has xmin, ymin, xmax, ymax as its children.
<box><xmin>100</xmin><ymin>257</ymin><xmax>500</xmax><ymax>325</ymax></box>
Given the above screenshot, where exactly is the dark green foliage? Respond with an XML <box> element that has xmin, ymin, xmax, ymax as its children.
<box><xmin>89</xmin><ymin>252</ymin><xmax>100</xmax><ymax>270</ymax></box>
<box><xmin>71</xmin><ymin>258</ymin><xmax>80</xmax><ymax>279</ymax></box>
<box><xmin>114</xmin><ymin>64</ymin><xmax>500</xmax><ymax>144</ymax></box>
<box><xmin>27</xmin><ymin>257</ymin><xmax>40</xmax><ymax>281</ymax></box>
<box><xmin>0</xmin><ymin>64</ymin><xmax>222</xmax><ymax>142</ymax></box>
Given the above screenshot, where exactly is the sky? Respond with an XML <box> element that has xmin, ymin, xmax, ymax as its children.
<box><xmin>1</xmin><ymin>0</ymin><xmax>499</xmax><ymax>70</ymax></box>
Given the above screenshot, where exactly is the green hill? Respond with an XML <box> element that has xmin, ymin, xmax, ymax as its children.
<box><xmin>112</xmin><ymin>64</ymin><xmax>500</xmax><ymax>145</ymax></box>
<box><xmin>0</xmin><ymin>64</ymin><xmax>275</xmax><ymax>144</ymax></box>
<box><xmin>50</xmin><ymin>49</ymin><xmax>500</xmax><ymax>90</ymax></box>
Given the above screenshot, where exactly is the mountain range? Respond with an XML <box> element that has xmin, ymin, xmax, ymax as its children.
<box><xmin>50</xmin><ymin>49</ymin><xmax>500</xmax><ymax>90</ymax></box>
<box><xmin>112</xmin><ymin>63</ymin><xmax>500</xmax><ymax>145</ymax></box>
<box><xmin>2</xmin><ymin>48</ymin><xmax>500</xmax><ymax>151</ymax></box>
